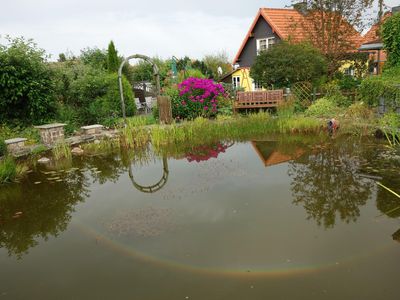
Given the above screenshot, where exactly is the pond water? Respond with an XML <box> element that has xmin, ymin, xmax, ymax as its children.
<box><xmin>1</xmin><ymin>135</ymin><xmax>400</xmax><ymax>299</ymax></box>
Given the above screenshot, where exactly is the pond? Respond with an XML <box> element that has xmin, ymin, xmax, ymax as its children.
<box><xmin>1</xmin><ymin>135</ymin><xmax>400</xmax><ymax>299</ymax></box>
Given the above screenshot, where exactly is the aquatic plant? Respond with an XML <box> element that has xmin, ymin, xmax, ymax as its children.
<box><xmin>150</xmin><ymin>113</ymin><xmax>324</xmax><ymax>151</ymax></box>
<box><xmin>379</xmin><ymin>112</ymin><xmax>400</xmax><ymax>147</ymax></box>
<box><xmin>52</xmin><ymin>141</ymin><xmax>72</xmax><ymax>161</ymax></box>
<box><xmin>82</xmin><ymin>138</ymin><xmax>120</xmax><ymax>156</ymax></box>
<box><xmin>120</xmin><ymin>117</ymin><xmax>151</xmax><ymax>149</ymax></box>
<box><xmin>0</xmin><ymin>157</ymin><xmax>17</xmax><ymax>183</ymax></box>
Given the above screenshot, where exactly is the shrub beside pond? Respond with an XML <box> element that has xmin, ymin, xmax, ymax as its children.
<box><xmin>170</xmin><ymin>78</ymin><xmax>228</xmax><ymax>120</ymax></box>
<box><xmin>305</xmin><ymin>98</ymin><xmax>340</xmax><ymax>118</ymax></box>
<box><xmin>0</xmin><ymin>157</ymin><xmax>17</xmax><ymax>183</ymax></box>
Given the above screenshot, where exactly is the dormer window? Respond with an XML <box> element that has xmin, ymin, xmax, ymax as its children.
<box><xmin>257</xmin><ymin>37</ymin><xmax>275</xmax><ymax>54</ymax></box>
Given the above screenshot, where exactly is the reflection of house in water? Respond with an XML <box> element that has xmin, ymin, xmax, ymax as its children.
<box><xmin>251</xmin><ymin>141</ymin><xmax>304</xmax><ymax>167</ymax></box>
<box><xmin>392</xmin><ymin>229</ymin><xmax>400</xmax><ymax>243</ymax></box>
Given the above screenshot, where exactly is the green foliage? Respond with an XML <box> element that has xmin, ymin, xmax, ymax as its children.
<box><xmin>277</xmin><ymin>99</ymin><xmax>295</xmax><ymax>119</ymax></box>
<box><xmin>72</xmin><ymin>71</ymin><xmax>135</xmax><ymax>126</ymax></box>
<box><xmin>0</xmin><ymin>139</ymin><xmax>7</xmax><ymax>157</ymax></box>
<box><xmin>202</xmin><ymin>51</ymin><xmax>233</xmax><ymax>79</ymax></box>
<box><xmin>0</xmin><ymin>36</ymin><xmax>56</xmax><ymax>125</ymax></box>
<box><xmin>177</xmin><ymin>69</ymin><xmax>206</xmax><ymax>83</ymax></box>
<box><xmin>305</xmin><ymin>97</ymin><xmax>339</xmax><ymax>117</ymax></box>
<box><xmin>358</xmin><ymin>67</ymin><xmax>400</xmax><ymax>107</ymax></box>
<box><xmin>52</xmin><ymin>141</ymin><xmax>72</xmax><ymax>161</ymax></box>
<box><xmin>345</xmin><ymin>102</ymin><xmax>374</xmax><ymax>120</ymax></box>
<box><xmin>131</xmin><ymin>60</ymin><xmax>153</xmax><ymax>82</ymax></box>
<box><xmin>107</xmin><ymin>41</ymin><xmax>120</xmax><ymax>73</ymax></box>
<box><xmin>250</xmin><ymin>42</ymin><xmax>327</xmax><ymax>88</ymax></box>
<box><xmin>382</xmin><ymin>12</ymin><xmax>400</xmax><ymax>68</ymax></box>
<box><xmin>379</xmin><ymin>112</ymin><xmax>400</xmax><ymax>147</ymax></box>
<box><xmin>217</xmin><ymin>97</ymin><xmax>233</xmax><ymax>116</ymax></box>
<box><xmin>323</xmin><ymin>82</ymin><xmax>352</xmax><ymax>107</ymax></box>
<box><xmin>0</xmin><ymin>124</ymin><xmax>40</xmax><ymax>143</ymax></box>
<box><xmin>80</xmin><ymin>47</ymin><xmax>107</xmax><ymax>69</ymax></box>
<box><xmin>337</xmin><ymin>75</ymin><xmax>361</xmax><ymax>91</ymax></box>
<box><xmin>53</xmin><ymin>61</ymin><xmax>135</xmax><ymax>127</ymax></box>
<box><xmin>0</xmin><ymin>157</ymin><xmax>17</xmax><ymax>183</ymax></box>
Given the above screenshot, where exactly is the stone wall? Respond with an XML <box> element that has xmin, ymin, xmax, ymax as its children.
<box><xmin>35</xmin><ymin>124</ymin><xmax>66</xmax><ymax>146</ymax></box>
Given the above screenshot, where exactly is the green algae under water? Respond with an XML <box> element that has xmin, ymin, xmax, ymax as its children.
<box><xmin>0</xmin><ymin>135</ymin><xmax>400</xmax><ymax>300</ymax></box>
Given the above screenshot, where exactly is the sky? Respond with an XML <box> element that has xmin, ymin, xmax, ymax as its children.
<box><xmin>1</xmin><ymin>0</ymin><xmax>398</xmax><ymax>62</ymax></box>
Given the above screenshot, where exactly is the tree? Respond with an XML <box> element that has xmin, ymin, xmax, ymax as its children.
<box><xmin>0</xmin><ymin>36</ymin><xmax>56</xmax><ymax>125</ymax></box>
<box><xmin>382</xmin><ymin>12</ymin><xmax>400</xmax><ymax>68</ymax></box>
<box><xmin>250</xmin><ymin>42</ymin><xmax>327</xmax><ymax>88</ymax></box>
<box><xmin>80</xmin><ymin>47</ymin><xmax>107</xmax><ymax>69</ymax></box>
<box><xmin>292</xmin><ymin>0</ymin><xmax>374</xmax><ymax>75</ymax></box>
<box><xmin>202</xmin><ymin>51</ymin><xmax>233</xmax><ymax>79</ymax></box>
<box><xmin>107</xmin><ymin>40</ymin><xmax>120</xmax><ymax>73</ymax></box>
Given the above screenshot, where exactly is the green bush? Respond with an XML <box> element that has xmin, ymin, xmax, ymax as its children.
<box><xmin>345</xmin><ymin>102</ymin><xmax>374</xmax><ymax>120</ymax></box>
<box><xmin>323</xmin><ymin>82</ymin><xmax>352</xmax><ymax>107</ymax></box>
<box><xmin>305</xmin><ymin>97</ymin><xmax>339</xmax><ymax>118</ymax></box>
<box><xmin>337</xmin><ymin>75</ymin><xmax>361</xmax><ymax>92</ymax></box>
<box><xmin>0</xmin><ymin>156</ymin><xmax>17</xmax><ymax>183</ymax></box>
<box><xmin>0</xmin><ymin>36</ymin><xmax>56</xmax><ymax>125</ymax></box>
<box><xmin>0</xmin><ymin>139</ymin><xmax>7</xmax><ymax>157</ymax></box>
<box><xmin>358</xmin><ymin>67</ymin><xmax>400</xmax><ymax>107</ymax></box>
<box><xmin>53</xmin><ymin>63</ymin><xmax>135</xmax><ymax>127</ymax></box>
<box><xmin>382</xmin><ymin>13</ymin><xmax>400</xmax><ymax>68</ymax></box>
<box><xmin>250</xmin><ymin>42</ymin><xmax>327</xmax><ymax>88</ymax></box>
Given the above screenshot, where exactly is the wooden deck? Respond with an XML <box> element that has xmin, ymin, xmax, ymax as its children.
<box><xmin>234</xmin><ymin>90</ymin><xmax>284</xmax><ymax>112</ymax></box>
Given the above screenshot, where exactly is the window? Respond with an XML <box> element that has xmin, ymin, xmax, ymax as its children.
<box><xmin>257</xmin><ymin>37</ymin><xmax>275</xmax><ymax>54</ymax></box>
<box><xmin>232</xmin><ymin>76</ymin><xmax>241</xmax><ymax>89</ymax></box>
<box><xmin>252</xmin><ymin>80</ymin><xmax>263</xmax><ymax>91</ymax></box>
<box><xmin>344</xmin><ymin>67</ymin><xmax>355</xmax><ymax>77</ymax></box>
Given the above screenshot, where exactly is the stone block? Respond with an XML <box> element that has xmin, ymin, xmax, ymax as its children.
<box><xmin>5</xmin><ymin>138</ymin><xmax>27</xmax><ymax>153</ymax></box>
<box><xmin>81</xmin><ymin>125</ymin><xmax>103</xmax><ymax>135</ymax></box>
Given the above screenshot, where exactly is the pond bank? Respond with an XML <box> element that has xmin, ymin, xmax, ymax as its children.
<box><xmin>0</xmin><ymin>113</ymin><xmax>380</xmax><ymax>184</ymax></box>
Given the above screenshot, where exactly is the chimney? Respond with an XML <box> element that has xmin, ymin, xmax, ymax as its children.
<box><xmin>393</xmin><ymin>6</ymin><xmax>400</xmax><ymax>14</ymax></box>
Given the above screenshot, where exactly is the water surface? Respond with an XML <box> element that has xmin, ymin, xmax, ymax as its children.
<box><xmin>1</xmin><ymin>135</ymin><xmax>400</xmax><ymax>299</ymax></box>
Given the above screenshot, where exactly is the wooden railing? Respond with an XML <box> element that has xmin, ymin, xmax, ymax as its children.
<box><xmin>234</xmin><ymin>90</ymin><xmax>284</xmax><ymax>112</ymax></box>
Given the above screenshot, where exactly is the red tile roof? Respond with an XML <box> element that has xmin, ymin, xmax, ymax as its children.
<box><xmin>233</xmin><ymin>8</ymin><xmax>364</xmax><ymax>64</ymax></box>
<box><xmin>362</xmin><ymin>12</ymin><xmax>392</xmax><ymax>44</ymax></box>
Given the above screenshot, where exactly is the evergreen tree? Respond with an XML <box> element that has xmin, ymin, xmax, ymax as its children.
<box><xmin>107</xmin><ymin>40</ymin><xmax>120</xmax><ymax>72</ymax></box>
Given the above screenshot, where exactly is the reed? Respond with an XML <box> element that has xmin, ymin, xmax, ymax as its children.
<box><xmin>0</xmin><ymin>157</ymin><xmax>17</xmax><ymax>183</ymax></box>
<box><xmin>52</xmin><ymin>141</ymin><xmax>72</xmax><ymax>161</ymax></box>
<box><xmin>120</xmin><ymin>117</ymin><xmax>151</xmax><ymax>149</ymax></box>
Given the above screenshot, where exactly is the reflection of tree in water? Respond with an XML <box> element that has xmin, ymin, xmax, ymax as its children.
<box><xmin>0</xmin><ymin>149</ymin><xmax>165</xmax><ymax>258</ymax></box>
<box><xmin>288</xmin><ymin>137</ymin><xmax>375</xmax><ymax>229</ymax></box>
<box><xmin>0</xmin><ymin>170</ymin><xmax>89</xmax><ymax>259</ymax></box>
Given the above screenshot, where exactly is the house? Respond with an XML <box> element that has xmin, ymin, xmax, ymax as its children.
<box><xmin>221</xmin><ymin>7</ymin><xmax>364</xmax><ymax>91</ymax></box>
<box><xmin>359</xmin><ymin>7</ymin><xmax>400</xmax><ymax>75</ymax></box>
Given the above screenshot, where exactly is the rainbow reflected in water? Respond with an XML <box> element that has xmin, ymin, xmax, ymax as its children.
<box><xmin>75</xmin><ymin>221</ymin><xmax>394</xmax><ymax>279</ymax></box>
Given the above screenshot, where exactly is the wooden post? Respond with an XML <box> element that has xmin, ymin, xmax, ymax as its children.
<box><xmin>157</xmin><ymin>96</ymin><xmax>172</xmax><ymax>125</ymax></box>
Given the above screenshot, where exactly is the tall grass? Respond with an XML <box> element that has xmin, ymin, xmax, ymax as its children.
<box><xmin>0</xmin><ymin>157</ymin><xmax>17</xmax><ymax>183</ymax></box>
<box><xmin>150</xmin><ymin>113</ymin><xmax>324</xmax><ymax>150</ymax></box>
<box><xmin>120</xmin><ymin>117</ymin><xmax>151</xmax><ymax>149</ymax></box>
<box><xmin>52</xmin><ymin>141</ymin><xmax>72</xmax><ymax>160</ymax></box>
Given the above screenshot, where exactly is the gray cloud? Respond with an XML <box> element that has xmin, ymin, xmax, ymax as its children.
<box><xmin>1</xmin><ymin>0</ymin><xmax>398</xmax><ymax>61</ymax></box>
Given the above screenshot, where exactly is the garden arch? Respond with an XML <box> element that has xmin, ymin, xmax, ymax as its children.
<box><xmin>128</xmin><ymin>156</ymin><xmax>169</xmax><ymax>193</ymax></box>
<box><xmin>118</xmin><ymin>54</ymin><xmax>161</xmax><ymax>126</ymax></box>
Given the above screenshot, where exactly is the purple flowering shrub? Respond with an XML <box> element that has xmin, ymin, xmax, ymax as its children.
<box><xmin>174</xmin><ymin>78</ymin><xmax>226</xmax><ymax>120</ymax></box>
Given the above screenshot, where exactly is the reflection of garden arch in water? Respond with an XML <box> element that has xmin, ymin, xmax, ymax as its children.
<box><xmin>128</xmin><ymin>156</ymin><xmax>169</xmax><ymax>193</ymax></box>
